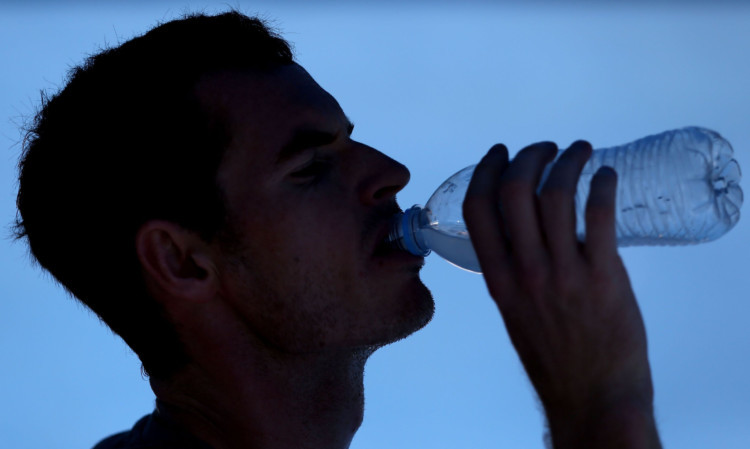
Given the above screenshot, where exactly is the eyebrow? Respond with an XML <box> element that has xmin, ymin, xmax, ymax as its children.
<box><xmin>276</xmin><ymin>119</ymin><xmax>355</xmax><ymax>165</ymax></box>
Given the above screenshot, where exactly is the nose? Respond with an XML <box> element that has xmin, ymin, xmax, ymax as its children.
<box><xmin>358</xmin><ymin>146</ymin><xmax>411</xmax><ymax>206</ymax></box>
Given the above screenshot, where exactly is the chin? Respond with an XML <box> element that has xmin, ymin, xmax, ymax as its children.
<box><xmin>375</xmin><ymin>282</ymin><xmax>435</xmax><ymax>348</ymax></box>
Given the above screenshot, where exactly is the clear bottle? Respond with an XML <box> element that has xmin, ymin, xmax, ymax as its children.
<box><xmin>388</xmin><ymin>127</ymin><xmax>743</xmax><ymax>273</ymax></box>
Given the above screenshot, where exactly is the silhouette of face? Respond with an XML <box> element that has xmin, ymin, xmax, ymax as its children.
<box><xmin>200</xmin><ymin>64</ymin><xmax>433</xmax><ymax>353</ymax></box>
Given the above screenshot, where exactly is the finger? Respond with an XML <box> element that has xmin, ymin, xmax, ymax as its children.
<box><xmin>584</xmin><ymin>166</ymin><xmax>618</xmax><ymax>263</ymax></box>
<box><xmin>497</xmin><ymin>141</ymin><xmax>558</xmax><ymax>270</ymax></box>
<box><xmin>538</xmin><ymin>140</ymin><xmax>593</xmax><ymax>263</ymax></box>
<box><xmin>463</xmin><ymin>144</ymin><xmax>513</xmax><ymax>286</ymax></box>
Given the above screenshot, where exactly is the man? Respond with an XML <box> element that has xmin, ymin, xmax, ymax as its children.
<box><xmin>14</xmin><ymin>11</ymin><xmax>661</xmax><ymax>449</ymax></box>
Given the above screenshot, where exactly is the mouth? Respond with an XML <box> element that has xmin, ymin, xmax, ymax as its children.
<box><xmin>366</xmin><ymin>201</ymin><xmax>425</xmax><ymax>268</ymax></box>
<box><xmin>372</xmin><ymin>215</ymin><xmax>423</xmax><ymax>264</ymax></box>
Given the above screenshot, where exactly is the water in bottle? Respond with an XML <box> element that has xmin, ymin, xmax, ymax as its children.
<box><xmin>388</xmin><ymin>127</ymin><xmax>743</xmax><ymax>273</ymax></box>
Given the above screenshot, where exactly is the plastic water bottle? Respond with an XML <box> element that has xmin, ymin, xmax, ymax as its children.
<box><xmin>388</xmin><ymin>127</ymin><xmax>743</xmax><ymax>273</ymax></box>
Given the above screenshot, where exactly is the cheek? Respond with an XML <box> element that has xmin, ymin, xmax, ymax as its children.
<box><xmin>236</xmin><ymin>187</ymin><xmax>367</xmax><ymax>285</ymax></box>
<box><xmin>240</xmin><ymin>246</ymin><xmax>366</xmax><ymax>351</ymax></box>
<box><xmin>286</xmin><ymin>207</ymin><xmax>362</xmax><ymax>262</ymax></box>
<box><xmin>256</xmin><ymin>211</ymin><xmax>361</xmax><ymax>285</ymax></box>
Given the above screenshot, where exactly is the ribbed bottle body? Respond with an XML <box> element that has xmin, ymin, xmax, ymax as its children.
<box><xmin>573</xmin><ymin>127</ymin><xmax>741</xmax><ymax>245</ymax></box>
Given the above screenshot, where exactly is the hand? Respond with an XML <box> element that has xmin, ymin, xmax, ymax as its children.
<box><xmin>462</xmin><ymin>141</ymin><xmax>661</xmax><ymax>448</ymax></box>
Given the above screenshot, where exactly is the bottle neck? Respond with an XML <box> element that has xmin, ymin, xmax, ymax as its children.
<box><xmin>387</xmin><ymin>205</ymin><xmax>431</xmax><ymax>257</ymax></box>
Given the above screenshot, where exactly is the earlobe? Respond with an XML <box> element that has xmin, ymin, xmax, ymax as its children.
<box><xmin>135</xmin><ymin>220</ymin><xmax>218</xmax><ymax>303</ymax></box>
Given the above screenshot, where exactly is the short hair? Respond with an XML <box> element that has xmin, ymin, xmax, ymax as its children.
<box><xmin>14</xmin><ymin>11</ymin><xmax>294</xmax><ymax>378</ymax></box>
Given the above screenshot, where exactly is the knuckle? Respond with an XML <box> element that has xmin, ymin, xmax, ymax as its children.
<box><xmin>516</xmin><ymin>260</ymin><xmax>550</xmax><ymax>296</ymax></box>
<box><xmin>513</xmin><ymin>258</ymin><xmax>585</xmax><ymax>300</ymax></box>
<box><xmin>551</xmin><ymin>265</ymin><xmax>580</xmax><ymax>294</ymax></box>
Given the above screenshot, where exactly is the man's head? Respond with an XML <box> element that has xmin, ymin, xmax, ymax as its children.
<box><xmin>15</xmin><ymin>11</ymin><xmax>432</xmax><ymax>378</ymax></box>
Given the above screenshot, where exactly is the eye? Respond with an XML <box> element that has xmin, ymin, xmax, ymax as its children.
<box><xmin>290</xmin><ymin>157</ymin><xmax>332</xmax><ymax>182</ymax></box>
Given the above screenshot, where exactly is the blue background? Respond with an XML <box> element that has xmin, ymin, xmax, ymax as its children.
<box><xmin>2</xmin><ymin>1</ymin><xmax>749</xmax><ymax>448</ymax></box>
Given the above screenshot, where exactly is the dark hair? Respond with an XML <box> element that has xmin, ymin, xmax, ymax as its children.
<box><xmin>14</xmin><ymin>11</ymin><xmax>294</xmax><ymax>378</ymax></box>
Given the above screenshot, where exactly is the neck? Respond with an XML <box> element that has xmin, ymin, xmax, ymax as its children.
<box><xmin>150</xmin><ymin>338</ymin><xmax>372</xmax><ymax>449</ymax></box>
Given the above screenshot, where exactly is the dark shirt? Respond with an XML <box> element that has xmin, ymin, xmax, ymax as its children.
<box><xmin>92</xmin><ymin>403</ymin><xmax>213</xmax><ymax>449</ymax></box>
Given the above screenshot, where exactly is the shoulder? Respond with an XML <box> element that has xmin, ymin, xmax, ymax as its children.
<box><xmin>91</xmin><ymin>414</ymin><xmax>151</xmax><ymax>449</ymax></box>
<box><xmin>90</xmin><ymin>411</ymin><xmax>211</xmax><ymax>449</ymax></box>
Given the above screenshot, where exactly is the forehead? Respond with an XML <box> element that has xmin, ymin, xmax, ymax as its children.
<box><xmin>195</xmin><ymin>64</ymin><xmax>345</xmax><ymax>167</ymax></box>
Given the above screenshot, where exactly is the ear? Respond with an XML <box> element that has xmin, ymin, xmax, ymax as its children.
<box><xmin>135</xmin><ymin>220</ymin><xmax>219</xmax><ymax>303</ymax></box>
